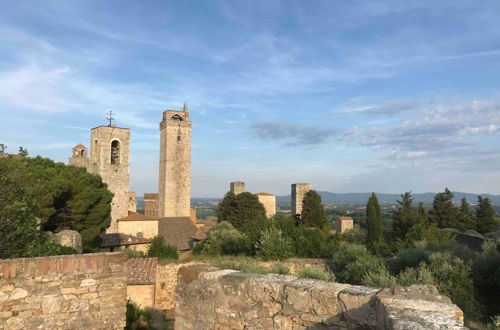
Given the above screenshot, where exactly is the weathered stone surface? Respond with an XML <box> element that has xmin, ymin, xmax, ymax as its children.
<box><xmin>54</xmin><ymin>230</ymin><xmax>82</xmax><ymax>253</ymax></box>
<box><xmin>176</xmin><ymin>266</ymin><xmax>468</xmax><ymax>330</ymax></box>
<box><xmin>0</xmin><ymin>253</ymin><xmax>127</xmax><ymax>329</ymax></box>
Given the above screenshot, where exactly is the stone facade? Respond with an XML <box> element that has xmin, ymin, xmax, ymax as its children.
<box><xmin>144</xmin><ymin>193</ymin><xmax>159</xmax><ymax>218</ymax></box>
<box><xmin>256</xmin><ymin>192</ymin><xmax>276</xmax><ymax>218</ymax></box>
<box><xmin>230</xmin><ymin>181</ymin><xmax>245</xmax><ymax>195</ymax></box>
<box><xmin>335</xmin><ymin>216</ymin><xmax>354</xmax><ymax>234</ymax></box>
<box><xmin>117</xmin><ymin>219</ymin><xmax>158</xmax><ymax>239</ymax></box>
<box><xmin>158</xmin><ymin>105</ymin><xmax>192</xmax><ymax>218</ymax></box>
<box><xmin>291</xmin><ymin>183</ymin><xmax>312</xmax><ymax>217</ymax></box>
<box><xmin>0</xmin><ymin>253</ymin><xmax>127</xmax><ymax>330</ymax></box>
<box><xmin>52</xmin><ymin>230</ymin><xmax>82</xmax><ymax>253</ymax></box>
<box><xmin>68</xmin><ymin>125</ymin><xmax>135</xmax><ymax>233</ymax></box>
<box><xmin>128</xmin><ymin>192</ymin><xmax>137</xmax><ymax>213</ymax></box>
<box><xmin>175</xmin><ymin>265</ymin><xmax>466</xmax><ymax>330</ymax></box>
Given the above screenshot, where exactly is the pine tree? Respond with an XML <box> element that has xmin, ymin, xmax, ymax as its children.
<box><xmin>476</xmin><ymin>196</ymin><xmax>497</xmax><ymax>234</ymax></box>
<box><xmin>300</xmin><ymin>190</ymin><xmax>328</xmax><ymax>228</ymax></box>
<box><xmin>417</xmin><ymin>202</ymin><xmax>428</xmax><ymax>223</ymax></box>
<box><xmin>216</xmin><ymin>192</ymin><xmax>267</xmax><ymax>231</ymax></box>
<box><xmin>430</xmin><ymin>188</ymin><xmax>458</xmax><ymax>228</ymax></box>
<box><xmin>366</xmin><ymin>193</ymin><xmax>383</xmax><ymax>245</ymax></box>
<box><xmin>457</xmin><ymin>197</ymin><xmax>475</xmax><ymax>231</ymax></box>
<box><xmin>393</xmin><ymin>192</ymin><xmax>415</xmax><ymax>239</ymax></box>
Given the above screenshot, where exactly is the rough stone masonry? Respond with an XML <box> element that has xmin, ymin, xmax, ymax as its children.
<box><xmin>175</xmin><ymin>265</ymin><xmax>467</xmax><ymax>330</ymax></box>
<box><xmin>0</xmin><ymin>253</ymin><xmax>127</xmax><ymax>330</ymax></box>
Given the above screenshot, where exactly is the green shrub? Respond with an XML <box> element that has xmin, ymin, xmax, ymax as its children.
<box><xmin>331</xmin><ymin>242</ymin><xmax>387</xmax><ymax>284</ymax></box>
<box><xmin>199</xmin><ymin>222</ymin><xmax>251</xmax><ymax>256</ymax></box>
<box><xmin>341</xmin><ymin>226</ymin><xmax>367</xmax><ymax>244</ymax></box>
<box><xmin>472</xmin><ymin>241</ymin><xmax>500</xmax><ymax>320</ymax></box>
<box><xmin>125</xmin><ymin>300</ymin><xmax>154</xmax><ymax>330</ymax></box>
<box><xmin>295</xmin><ymin>227</ymin><xmax>338</xmax><ymax>258</ymax></box>
<box><xmin>268</xmin><ymin>262</ymin><xmax>290</xmax><ymax>275</ymax></box>
<box><xmin>362</xmin><ymin>267</ymin><xmax>397</xmax><ymax>288</ymax></box>
<box><xmin>255</xmin><ymin>227</ymin><xmax>293</xmax><ymax>261</ymax></box>
<box><xmin>147</xmin><ymin>236</ymin><xmax>179</xmax><ymax>260</ymax></box>
<box><xmin>298</xmin><ymin>266</ymin><xmax>336</xmax><ymax>282</ymax></box>
<box><xmin>396</xmin><ymin>263</ymin><xmax>435</xmax><ymax>287</ymax></box>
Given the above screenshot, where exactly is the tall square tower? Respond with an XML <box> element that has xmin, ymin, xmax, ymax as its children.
<box><xmin>89</xmin><ymin>125</ymin><xmax>131</xmax><ymax>232</ymax></box>
<box><xmin>158</xmin><ymin>104</ymin><xmax>192</xmax><ymax>218</ymax></box>
<box><xmin>291</xmin><ymin>183</ymin><xmax>312</xmax><ymax>217</ymax></box>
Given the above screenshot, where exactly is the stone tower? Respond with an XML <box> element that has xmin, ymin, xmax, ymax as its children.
<box><xmin>89</xmin><ymin>125</ymin><xmax>131</xmax><ymax>233</ymax></box>
<box><xmin>230</xmin><ymin>181</ymin><xmax>245</xmax><ymax>195</ymax></box>
<box><xmin>291</xmin><ymin>183</ymin><xmax>312</xmax><ymax>217</ymax></box>
<box><xmin>158</xmin><ymin>104</ymin><xmax>192</xmax><ymax>218</ymax></box>
<box><xmin>68</xmin><ymin>144</ymin><xmax>89</xmax><ymax>168</ymax></box>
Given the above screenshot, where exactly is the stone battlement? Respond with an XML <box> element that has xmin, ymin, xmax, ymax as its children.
<box><xmin>175</xmin><ymin>265</ymin><xmax>467</xmax><ymax>330</ymax></box>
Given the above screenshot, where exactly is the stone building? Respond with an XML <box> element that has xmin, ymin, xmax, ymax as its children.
<box><xmin>127</xmin><ymin>258</ymin><xmax>158</xmax><ymax>309</ymax></box>
<box><xmin>291</xmin><ymin>183</ymin><xmax>312</xmax><ymax>217</ymax></box>
<box><xmin>128</xmin><ymin>192</ymin><xmax>137</xmax><ymax>212</ymax></box>
<box><xmin>144</xmin><ymin>193</ymin><xmax>159</xmax><ymax>217</ymax></box>
<box><xmin>256</xmin><ymin>192</ymin><xmax>276</xmax><ymax>218</ymax></box>
<box><xmin>336</xmin><ymin>216</ymin><xmax>354</xmax><ymax>234</ymax></box>
<box><xmin>230</xmin><ymin>181</ymin><xmax>245</xmax><ymax>195</ymax></box>
<box><xmin>68</xmin><ymin>124</ymin><xmax>135</xmax><ymax>233</ymax></box>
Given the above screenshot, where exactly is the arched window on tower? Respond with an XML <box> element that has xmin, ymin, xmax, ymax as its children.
<box><xmin>80</xmin><ymin>150</ymin><xmax>84</xmax><ymax>157</ymax></box>
<box><xmin>171</xmin><ymin>114</ymin><xmax>183</xmax><ymax>121</ymax></box>
<box><xmin>111</xmin><ymin>140</ymin><xmax>120</xmax><ymax>164</ymax></box>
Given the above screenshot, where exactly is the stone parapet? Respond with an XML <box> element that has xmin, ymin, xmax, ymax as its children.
<box><xmin>0</xmin><ymin>253</ymin><xmax>127</xmax><ymax>330</ymax></box>
<box><xmin>175</xmin><ymin>265</ymin><xmax>466</xmax><ymax>330</ymax></box>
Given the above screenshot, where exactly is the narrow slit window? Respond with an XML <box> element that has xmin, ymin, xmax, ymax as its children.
<box><xmin>111</xmin><ymin>140</ymin><xmax>120</xmax><ymax>164</ymax></box>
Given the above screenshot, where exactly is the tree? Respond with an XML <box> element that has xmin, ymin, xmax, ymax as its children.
<box><xmin>147</xmin><ymin>236</ymin><xmax>178</xmax><ymax>260</ymax></box>
<box><xmin>1</xmin><ymin>156</ymin><xmax>113</xmax><ymax>251</ymax></box>
<box><xmin>393</xmin><ymin>192</ymin><xmax>416</xmax><ymax>239</ymax></box>
<box><xmin>18</xmin><ymin>147</ymin><xmax>28</xmax><ymax>157</ymax></box>
<box><xmin>457</xmin><ymin>197</ymin><xmax>476</xmax><ymax>231</ymax></box>
<box><xmin>0</xmin><ymin>157</ymin><xmax>74</xmax><ymax>258</ymax></box>
<box><xmin>366</xmin><ymin>193</ymin><xmax>383</xmax><ymax>245</ymax></box>
<box><xmin>416</xmin><ymin>202</ymin><xmax>428</xmax><ymax>224</ymax></box>
<box><xmin>476</xmin><ymin>196</ymin><xmax>497</xmax><ymax>234</ymax></box>
<box><xmin>216</xmin><ymin>192</ymin><xmax>267</xmax><ymax>231</ymax></box>
<box><xmin>0</xmin><ymin>144</ymin><xmax>6</xmax><ymax>155</ymax></box>
<box><xmin>430</xmin><ymin>188</ymin><xmax>458</xmax><ymax>228</ymax></box>
<box><xmin>300</xmin><ymin>190</ymin><xmax>328</xmax><ymax>228</ymax></box>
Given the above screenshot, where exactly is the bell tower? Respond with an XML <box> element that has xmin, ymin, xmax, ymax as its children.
<box><xmin>158</xmin><ymin>103</ymin><xmax>192</xmax><ymax>218</ymax></box>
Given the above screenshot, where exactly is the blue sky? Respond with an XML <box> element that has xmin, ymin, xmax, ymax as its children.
<box><xmin>1</xmin><ymin>0</ymin><xmax>500</xmax><ymax>197</ymax></box>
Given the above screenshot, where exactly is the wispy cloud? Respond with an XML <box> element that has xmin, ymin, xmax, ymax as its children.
<box><xmin>251</xmin><ymin>122</ymin><xmax>336</xmax><ymax>146</ymax></box>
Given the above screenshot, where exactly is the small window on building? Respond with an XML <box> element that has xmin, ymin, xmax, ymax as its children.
<box><xmin>111</xmin><ymin>140</ymin><xmax>120</xmax><ymax>164</ymax></box>
<box><xmin>80</xmin><ymin>150</ymin><xmax>84</xmax><ymax>157</ymax></box>
<box><xmin>177</xmin><ymin>135</ymin><xmax>181</xmax><ymax>142</ymax></box>
<box><xmin>171</xmin><ymin>114</ymin><xmax>183</xmax><ymax>121</ymax></box>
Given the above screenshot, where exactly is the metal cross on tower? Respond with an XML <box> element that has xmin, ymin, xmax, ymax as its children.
<box><xmin>106</xmin><ymin>110</ymin><xmax>115</xmax><ymax>126</ymax></box>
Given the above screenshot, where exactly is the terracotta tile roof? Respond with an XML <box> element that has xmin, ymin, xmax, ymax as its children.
<box><xmin>127</xmin><ymin>258</ymin><xmax>158</xmax><ymax>285</ymax></box>
<box><xmin>158</xmin><ymin>217</ymin><xmax>198</xmax><ymax>251</ymax></box>
<box><xmin>100</xmin><ymin>233</ymin><xmax>151</xmax><ymax>248</ymax></box>
<box><xmin>118</xmin><ymin>211</ymin><xmax>158</xmax><ymax>222</ymax></box>
<box><xmin>255</xmin><ymin>192</ymin><xmax>275</xmax><ymax>196</ymax></box>
<box><xmin>144</xmin><ymin>193</ymin><xmax>159</xmax><ymax>200</ymax></box>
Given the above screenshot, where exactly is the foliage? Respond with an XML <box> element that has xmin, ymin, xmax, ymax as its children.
<box><xmin>300</xmin><ymin>190</ymin><xmax>327</xmax><ymax>228</ymax></box>
<box><xmin>476</xmin><ymin>196</ymin><xmax>497</xmax><ymax>234</ymax></box>
<box><xmin>341</xmin><ymin>226</ymin><xmax>367</xmax><ymax>244</ymax></box>
<box><xmin>123</xmin><ymin>248</ymin><xmax>146</xmax><ymax>258</ymax></box>
<box><xmin>472</xmin><ymin>241</ymin><xmax>500</xmax><ymax>319</ymax></box>
<box><xmin>331</xmin><ymin>242</ymin><xmax>387</xmax><ymax>284</ymax></box>
<box><xmin>216</xmin><ymin>192</ymin><xmax>267</xmax><ymax>231</ymax></box>
<box><xmin>297</xmin><ymin>266</ymin><xmax>336</xmax><ymax>282</ymax></box>
<box><xmin>125</xmin><ymin>300</ymin><xmax>154</xmax><ymax>330</ymax></box>
<box><xmin>393</xmin><ymin>192</ymin><xmax>416</xmax><ymax>239</ymax></box>
<box><xmin>457</xmin><ymin>198</ymin><xmax>476</xmax><ymax>232</ymax></box>
<box><xmin>430</xmin><ymin>188</ymin><xmax>458</xmax><ymax>228</ymax></box>
<box><xmin>255</xmin><ymin>227</ymin><xmax>293</xmax><ymax>261</ymax></box>
<box><xmin>396</xmin><ymin>263</ymin><xmax>435</xmax><ymax>287</ymax></box>
<box><xmin>0</xmin><ymin>156</ymin><xmax>75</xmax><ymax>259</ymax></box>
<box><xmin>268</xmin><ymin>262</ymin><xmax>290</xmax><ymax>275</ymax></box>
<box><xmin>362</xmin><ymin>266</ymin><xmax>397</xmax><ymax>288</ymax></box>
<box><xmin>366</xmin><ymin>193</ymin><xmax>383</xmax><ymax>246</ymax></box>
<box><xmin>147</xmin><ymin>236</ymin><xmax>179</xmax><ymax>260</ymax></box>
<box><xmin>18</xmin><ymin>147</ymin><xmax>28</xmax><ymax>157</ymax></box>
<box><xmin>294</xmin><ymin>227</ymin><xmax>338</xmax><ymax>258</ymax></box>
<box><xmin>197</xmin><ymin>222</ymin><xmax>251</xmax><ymax>256</ymax></box>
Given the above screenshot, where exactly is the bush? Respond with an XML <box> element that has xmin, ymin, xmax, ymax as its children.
<box><xmin>331</xmin><ymin>242</ymin><xmax>387</xmax><ymax>285</ymax></box>
<box><xmin>298</xmin><ymin>266</ymin><xmax>336</xmax><ymax>282</ymax></box>
<box><xmin>362</xmin><ymin>267</ymin><xmax>397</xmax><ymax>288</ymax></box>
<box><xmin>123</xmin><ymin>248</ymin><xmax>146</xmax><ymax>259</ymax></box>
<box><xmin>147</xmin><ymin>236</ymin><xmax>178</xmax><ymax>260</ymax></box>
<box><xmin>255</xmin><ymin>227</ymin><xmax>293</xmax><ymax>261</ymax></box>
<box><xmin>125</xmin><ymin>300</ymin><xmax>154</xmax><ymax>330</ymax></box>
<box><xmin>472</xmin><ymin>241</ymin><xmax>500</xmax><ymax>320</ymax></box>
<box><xmin>268</xmin><ymin>262</ymin><xmax>290</xmax><ymax>275</ymax></box>
<box><xmin>294</xmin><ymin>227</ymin><xmax>339</xmax><ymax>258</ymax></box>
<box><xmin>199</xmin><ymin>222</ymin><xmax>251</xmax><ymax>256</ymax></box>
<box><xmin>341</xmin><ymin>226</ymin><xmax>367</xmax><ymax>244</ymax></box>
<box><xmin>396</xmin><ymin>263</ymin><xmax>435</xmax><ymax>287</ymax></box>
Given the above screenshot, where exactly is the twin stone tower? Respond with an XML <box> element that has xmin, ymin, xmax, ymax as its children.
<box><xmin>69</xmin><ymin>105</ymin><xmax>192</xmax><ymax>234</ymax></box>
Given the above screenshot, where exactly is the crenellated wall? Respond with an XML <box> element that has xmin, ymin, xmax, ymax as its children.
<box><xmin>0</xmin><ymin>253</ymin><xmax>127</xmax><ymax>330</ymax></box>
<box><xmin>175</xmin><ymin>265</ymin><xmax>467</xmax><ymax>330</ymax></box>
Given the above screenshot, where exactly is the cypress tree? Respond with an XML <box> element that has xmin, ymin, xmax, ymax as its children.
<box><xmin>476</xmin><ymin>196</ymin><xmax>497</xmax><ymax>234</ymax></box>
<box><xmin>457</xmin><ymin>197</ymin><xmax>475</xmax><ymax>231</ymax></box>
<box><xmin>366</xmin><ymin>193</ymin><xmax>383</xmax><ymax>245</ymax></box>
<box><xmin>430</xmin><ymin>188</ymin><xmax>458</xmax><ymax>228</ymax></box>
<box><xmin>301</xmin><ymin>190</ymin><xmax>327</xmax><ymax>229</ymax></box>
<box><xmin>393</xmin><ymin>192</ymin><xmax>415</xmax><ymax>239</ymax></box>
<box><xmin>417</xmin><ymin>202</ymin><xmax>428</xmax><ymax>223</ymax></box>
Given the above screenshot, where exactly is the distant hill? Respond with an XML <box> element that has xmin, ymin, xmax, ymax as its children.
<box><xmin>277</xmin><ymin>191</ymin><xmax>500</xmax><ymax>205</ymax></box>
<box><xmin>136</xmin><ymin>192</ymin><xmax>500</xmax><ymax>208</ymax></box>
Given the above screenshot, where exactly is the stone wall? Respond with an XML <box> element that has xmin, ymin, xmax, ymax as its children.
<box><xmin>0</xmin><ymin>253</ymin><xmax>127</xmax><ymax>330</ymax></box>
<box><xmin>175</xmin><ymin>265</ymin><xmax>466</xmax><ymax>330</ymax></box>
<box><xmin>230</xmin><ymin>181</ymin><xmax>245</xmax><ymax>195</ymax></box>
<box><xmin>117</xmin><ymin>220</ymin><xmax>159</xmax><ymax>239</ymax></box>
<box><xmin>256</xmin><ymin>193</ymin><xmax>276</xmax><ymax>218</ymax></box>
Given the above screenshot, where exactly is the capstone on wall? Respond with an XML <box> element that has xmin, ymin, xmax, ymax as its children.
<box><xmin>291</xmin><ymin>183</ymin><xmax>312</xmax><ymax>217</ymax></box>
<box><xmin>158</xmin><ymin>108</ymin><xmax>192</xmax><ymax>218</ymax></box>
<box><xmin>256</xmin><ymin>193</ymin><xmax>276</xmax><ymax>218</ymax></box>
<box><xmin>175</xmin><ymin>265</ymin><xmax>466</xmax><ymax>330</ymax></box>
<box><xmin>0</xmin><ymin>253</ymin><xmax>128</xmax><ymax>330</ymax></box>
<box><xmin>89</xmin><ymin>126</ymin><xmax>131</xmax><ymax>232</ymax></box>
